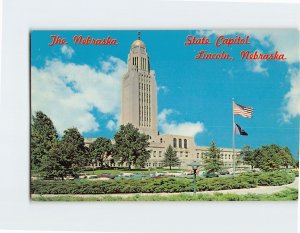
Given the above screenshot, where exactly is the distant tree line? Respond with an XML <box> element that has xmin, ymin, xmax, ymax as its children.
<box><xmin>161</xmin><ymin>141</ymin><xmax>297</xmax><ymax>174</ymax></box>
<box><xmin>200</xmin><ymin>142</ymin><xmax>297</xmax><ymax>174</ymax></box>
<box><xmin>240</xmin><ymin>144</ymin><xmax>296</xmax><ymax>171</ymax></box>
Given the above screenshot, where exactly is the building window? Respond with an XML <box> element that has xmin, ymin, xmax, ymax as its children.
<box><xmin>173</xmin><ymin>138</ymin><xmax>177</xmax><ymax>148</ymax></box>
<box><xmin>180</xmin><ymin>151</ymin><xmax>183</xmax><ymax>157</ymax></box>
<box><xmin>184</xmin><ymin>139</ymin><xmax>187</xmax><ymax>149</ymax></box>
<box><xmin>185</xmin><ymin>152</ymin><xmax>188</xmax><ymax>158</ymax></box>
<box><xmin>179</xmin><ymin>139</ymin><xmax>182</xmax><ymax>148</ymax></box>
<box><xmin>159</xmin><ymin>151</ymin><xmax>162</xmax><ymax>157</ymax></box>
<box><xmin>160</xmin><ymin>138</ymin><xmax>163</xmax><ymax>143</ymax></box>
<box><xmin>197</xmin><ymin>153</ymin><xmax>199</xmax><ymax>158</ymax></box>
<box><xmin>153</xmin><ymin>151</ymin><xmax>156</xmax><ymax>157</ymax></box>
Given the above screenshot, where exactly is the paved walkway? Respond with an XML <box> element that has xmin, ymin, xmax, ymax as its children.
<box><xmin>33</xmin><ymin>178</ymin><xmax>298</xmax><ymax>198</ymax></box>
<box><xmin>199</xmin><ymin>177</ymin><xmax>298</xmax><ymax>195</ymax></box>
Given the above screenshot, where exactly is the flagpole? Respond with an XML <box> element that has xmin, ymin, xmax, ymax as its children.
<box><xmin>232</xmin><ymin>98</ymin><xmax>236</xmax><ymax>176</ymax></box>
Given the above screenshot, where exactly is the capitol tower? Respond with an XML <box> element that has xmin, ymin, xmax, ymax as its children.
<box><xmin>119</xmin><ymin>32</ymin><xmax>242</xmax><ymax>170</ymax></box>
<box><xmin>121</xmin><ymin>33</ymin><xmax>158</xmax><ymax>139</ymax></box>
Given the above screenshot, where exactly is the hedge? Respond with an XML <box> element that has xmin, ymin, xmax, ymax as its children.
<box><xmin>31</xmin><ymin>171</ymin><xmax>295</xmax><ymax>195</ymax></box>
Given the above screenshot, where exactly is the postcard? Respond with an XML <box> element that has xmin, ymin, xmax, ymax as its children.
<box><xmin>30</xmin><ymin>29</ymin><xmax>299</xmax><ymax>201</ymax></box>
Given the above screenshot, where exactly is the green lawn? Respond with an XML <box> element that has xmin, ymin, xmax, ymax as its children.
<box><xmin>32</xmin><ymin>188</ymin><xmax>298</xmax><ymax>201</ymax></box>
<box><xmin>31</xmin><ymin>167</ymin><xmax>186</xmax><ymax>178</ymax></box>
<box><xmin>83</xmin><ymin>168</ymin><xmax>185</xmax><ymax>176</ymax></box>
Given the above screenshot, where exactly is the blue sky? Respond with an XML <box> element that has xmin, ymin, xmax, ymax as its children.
<box><xmin>31</xmin><ymin>30</ymin><xmax>300</xmax><ymax>158</ymax></box>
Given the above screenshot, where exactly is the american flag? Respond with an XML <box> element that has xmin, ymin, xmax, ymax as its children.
<box><xmin>233</xmin><ymin>102</ymin><xmax>253</xmax><ymax>118</ymax></box>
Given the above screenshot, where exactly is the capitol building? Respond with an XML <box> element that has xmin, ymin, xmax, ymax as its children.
<box><xmin>87</xmin><ymin>34</ymin><xmax>247</xmax><ymax>170</ymax></box>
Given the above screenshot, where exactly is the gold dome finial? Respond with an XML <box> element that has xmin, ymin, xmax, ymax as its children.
<box><xmin>131</xmin><ymin>32</ymin><xmax>145</xmax><ymax>47</ymax></box>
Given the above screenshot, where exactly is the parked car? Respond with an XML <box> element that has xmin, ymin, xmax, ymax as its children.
<box><xmin>98</xmin><ymin>173</ymin><xmax>115</xmax><ymax>179</ymax></box>
<box><xmin>219</xmin><ymin>170</ymin><xmax>230</xmax><ymax>175</ymax></box>
<box><xmin>202</xmin><ymin>172</ymin><xmax>219</xmax><ymax>178</ymax></box>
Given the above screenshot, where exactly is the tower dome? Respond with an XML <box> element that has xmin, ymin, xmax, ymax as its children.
<box><xmin>131</xmin><ymin>39</ymin><xmax>145</xmax><ymax>47</ymax></box>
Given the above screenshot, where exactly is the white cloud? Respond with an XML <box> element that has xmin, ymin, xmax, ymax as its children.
<box><xmin>31</xmin><ymin>57</ymin><xmax>127</xmax><ymax>134</ymax></box>
<box><xmin>158</xmin><ymin>109</ymin><xmax>205</xmax><ymax>137</ymax></box>
<box><xmin>251</xmin><ymin>60</ymin><xmax>268</xmax><ymax>75</ymax></box>
<box><xmin>60</xmin><ymin>45</ymin><xmax>75</xmax><ymax>59</ymax></box>
<box><xmin>106</xmin><ymin>119</ymin><xmax>118</xmax><ymax>131</ymax></box>
<box><xmin>101</xmin><ymin>60</ymin><xmax>113</xmax><ymax>73</ymax></box>
<box><xmin>196</xmin><ymin>29</ymin><xmax>299</xmax><ymax>63</ymax></box>
<box><xmin>283</xmin><ymin>67</ymin><xmax>300</xmax><ymax>122</ymax></box>
<box><xmin>157</xmin><ymin>85</ymin><xmax>169</xmax><ymax>93</ymax></box>
<box><xmin>158</xmin><ymin>109</ymin><xmax>173</xmax><ymax>122</ymax></box>
<box><xmin>246</xmin><ymin>52</ymin><xmax>268</xmax><ymax>75</ymax></box>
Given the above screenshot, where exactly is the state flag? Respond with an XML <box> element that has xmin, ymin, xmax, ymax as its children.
<box><xmin>234</xmin><ymin>123</ymin><xmax>248</xmax><ymax>136</ymax></box>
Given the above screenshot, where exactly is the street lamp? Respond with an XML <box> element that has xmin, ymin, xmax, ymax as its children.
<box><xmin>188</xmin><ymin>161</ymin><xmax>200</xmax><ymax>194</ymax></box>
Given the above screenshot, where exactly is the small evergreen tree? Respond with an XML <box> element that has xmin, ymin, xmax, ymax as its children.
<box><xmin>203</xmin><ymin>141</ymin><xmax>222</xmax><ymax>174</ymax></box>
<box><xmin>162</xmin><ymin>145</ymin><xmax>180</xmax><ymax>170</ymax></box>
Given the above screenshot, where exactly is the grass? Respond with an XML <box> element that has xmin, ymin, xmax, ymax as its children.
<box><xmin>32</xmin><ymin>168</ymin><xmax>184</xmax><ymax>178</ymax></box>
<box><xmin>32</xmin><ymin>188</ymin><xmax>298</xmax><ymax>201</ymax></box>
<box><xmin>83</xmin><ymin>168</ymin><xmax>184</xmax><ymax>176</ymax></box>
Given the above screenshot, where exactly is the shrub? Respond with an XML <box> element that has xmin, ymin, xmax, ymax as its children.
<box><xmin>256</xmin><ymin>171</ymin><xmax>295</xmax><ymax>186</ymax></box>
<box><xmin>30</xmin><ymin>171</ymin><xmax>295</xmax><ymax>194</ymax></box>
<box><xmin>32</xmin><ymin>188</ymin><xmax>298</xmax><ymax>201</ymax></box>
<box><xmin>291</xmin><ymin>170</ymin><xmax>299</xmax><ymax>177</ymax></box>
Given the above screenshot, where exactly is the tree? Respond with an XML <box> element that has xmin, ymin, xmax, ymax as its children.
<box><xmin>41</xmin><ymin>127</ymin><xmax>88</xmax><ymax>179</ymax></box>
<box><xmin>279</xmin><ymin>147</ymin><xmax>293</xmax><ymax>168</ymax></box>
<box><xmin>162</xmin><ymin>145</ymin><xmax>180</xmax><ymax>170</ymax></box>
<box><xmin>293</xmin><ymin>159</ymin><xmax>299</xmax><ymax>169</ymax></box>
<box><xmin>31</xmin><ymin>111</ymin><xmax>58</xmax><ymax>171</ymax></box>
<box><xmin>240</xmin><ymin>145</ymin><xmax>255</xmax><ymax>169</ymax></box>
<box><xmin>113</xmin><ymin>123</ymin><xmax>150</xmax><ymax>169</ymax></box>
<box><xmin>89</xmin><ymin>137</ymin><xmax>113</xmax><ymax>168</ymax></box>
<box><xmin>254</xmin><ymin>144</ymin><xmax>294</xmax><ymax>171</ymax></box>
<box><xmin>40</xmin><ymin>141</ymin><xmax>67</xmax><ymax>179</ymax></box>
<box><xmin>203</xmin><ymin>141</ymin><xmax>222</xmax><ymax>174</ymax></box>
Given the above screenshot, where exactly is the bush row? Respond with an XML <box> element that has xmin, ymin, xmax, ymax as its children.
<box><xmin>31</xmin><ymin>171</ymin><xmax>295</xmax><ymax>194</ymax></box>
<box><xmin>32</xmin><ymin>188</ymin><xmax>299</xmax><ymax>201</ymax></box>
